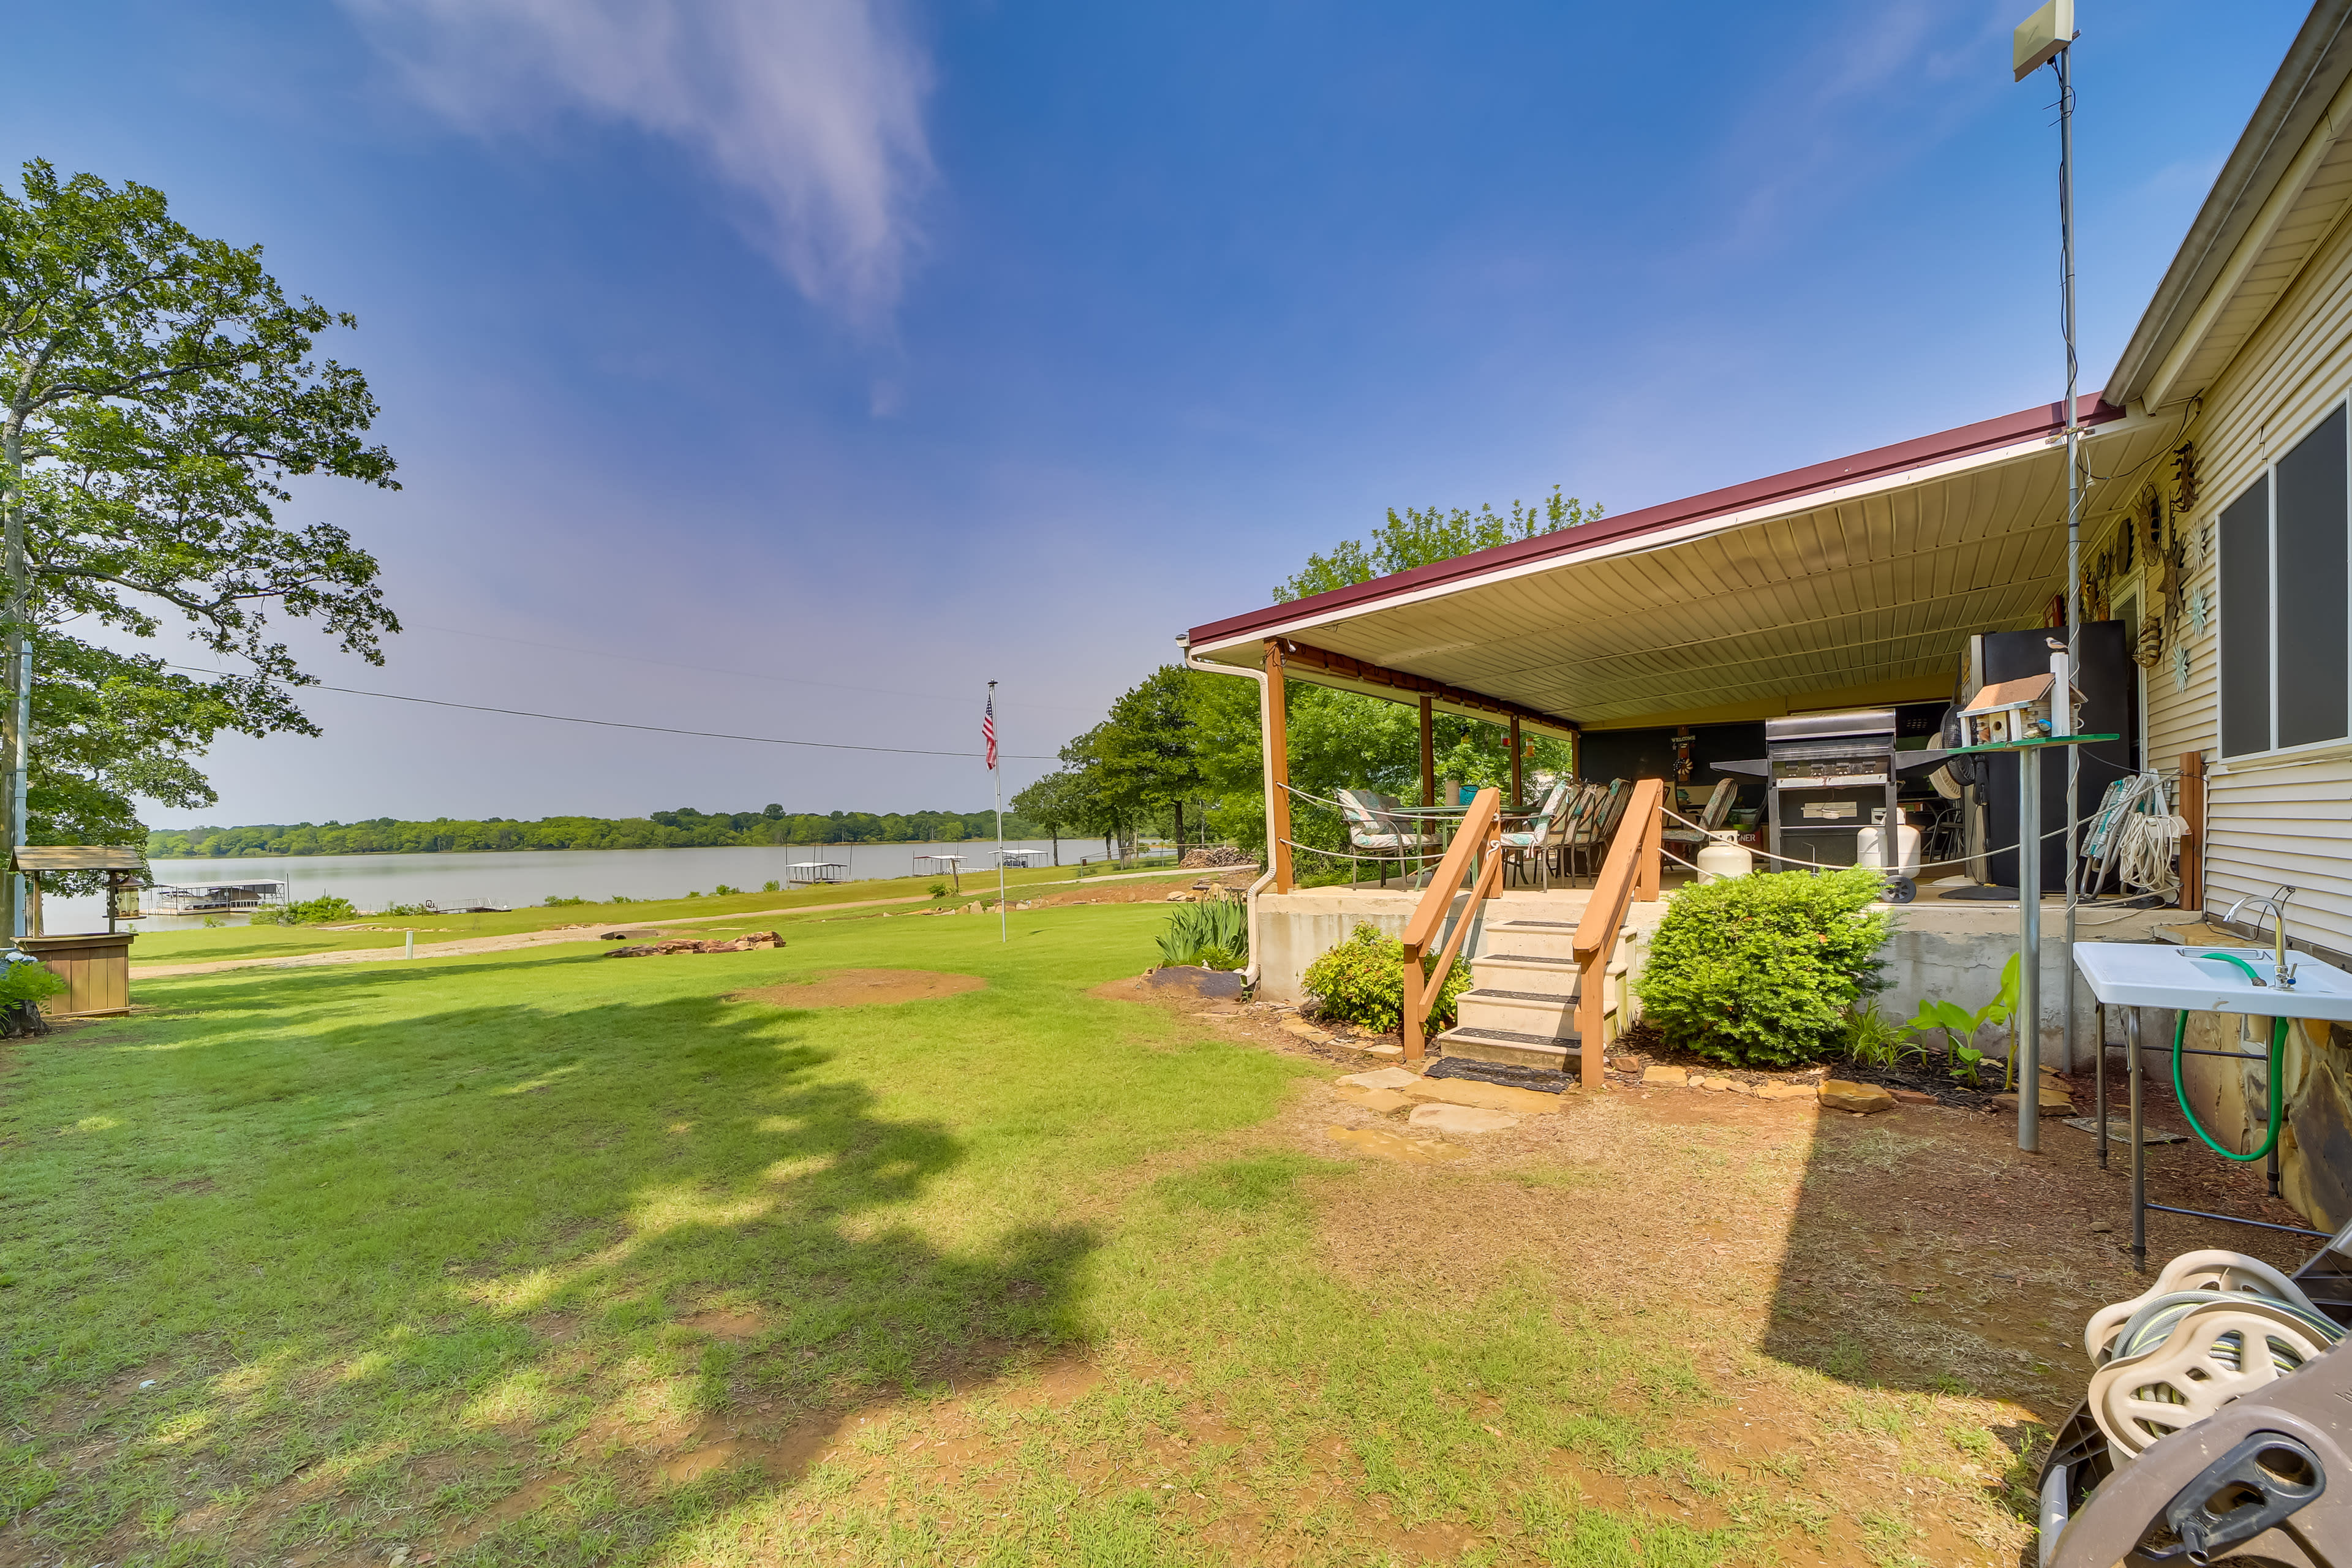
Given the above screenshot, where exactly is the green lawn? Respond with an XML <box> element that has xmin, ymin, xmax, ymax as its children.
<box><xmin>126</xmin><ymin>862</ymin><xmax>1205</xmax><ymax>967</ymax></box>
<box><xmin>1</xmin><ymin>901</ymin><xmax>2024</xmax><ymax>1566</ymax></box>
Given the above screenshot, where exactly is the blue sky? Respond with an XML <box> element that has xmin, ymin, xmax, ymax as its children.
<box><xmin>4</xmin><ymin>0</ymin><xmax>2310</xmax><ymax>824</ymax></box>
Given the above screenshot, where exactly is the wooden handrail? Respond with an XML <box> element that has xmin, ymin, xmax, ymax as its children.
<box><xmin>1401</xmin><ymin>786</ymin><xmax>1501</xmax><ymax>1061</ymax></box>
<box><xmin>1571</xmin><ymin>777</ymin><xmax>1665</xmax><ymax>1088</ymax></box>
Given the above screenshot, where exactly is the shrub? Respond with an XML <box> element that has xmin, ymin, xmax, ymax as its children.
<box><xmin>713</xmin><ymin>883</ymin><xmax>740</xmax><ymax>897</ymax></box>
<box><xmin>1158</xmin><ymin>894</ymin><xmax>1248</xmax><ymax>969</ymax></box>
<box><xmin>1634</xmin><ymin>867</ymin><xmax>1893</xmax><ymax>1068</ymax></box>
<box><xmin>542</xmin><ymin>895</ymin><xmax>590</xmax><ymax>907</ymax></box>
<box><xmin>762</xmin><ymin>880</ymin><xmax>781</xmax><ymax>894</ymax></box>
<box><xmin>0</xmin><ymin>957</ymin><xmax>65</xmax><ymax>1009</ymax></box>
<box><xmin>928</xmin><ymin>881</ymin><xmax>949</xmax><ymax>900</ymax></box>
<box><xmin>1301</xmin><ymin>922</ymin><xmax>1471</xmax><ymax>1033</ymax></box>
<box><xmin>379</xmin><ymin>902</ymin><xmax>431</xmax><ymax>917</ymax></box>
<box><xmin>251</xmin><ymin>895</ymin><xmax>361</xmax><ymax>927</ymax></box>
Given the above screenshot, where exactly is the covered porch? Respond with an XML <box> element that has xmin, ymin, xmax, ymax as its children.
<box><xmin>1186</xmin><ymin>395</ymin><xmax>2195</xmax><ymax>1065</ymax></box>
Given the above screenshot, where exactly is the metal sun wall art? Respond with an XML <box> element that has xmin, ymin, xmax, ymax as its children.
<box><xmin>2175</xmin><ymin>640</ymin><xmax>2190</xmax><ymax>694</ymax></box>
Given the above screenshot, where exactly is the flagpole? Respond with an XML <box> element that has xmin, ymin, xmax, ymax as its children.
<box><xmin>990</xmin><ymin>680</ymin><xmax>1007</xmax><ymax>943</ymax></box>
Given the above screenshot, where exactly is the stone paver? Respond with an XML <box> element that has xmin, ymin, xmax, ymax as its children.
<box><xmin>1819</xmin><ymin>1079</ymin><xmax>1899</xmax><ymax>1114</ymax></box>
<box><xmin>1642</xmin><ymin>1065</ymin><xmax>1688</xmax><ymax>1088</ymax></box>
<box><xmin>1335</xmin><ymin>1085</ymin><xmax>1413</xmax><ymax>1114</ymax></box>
<box><xmin>1406</xmin><ymin>1102</ymin><xmax>1521</xmax><ymax>1134</ymax></box>
<box><xmin>1337</xmin><ymin>1066</ymin><xmax>1419</xmax><ymax>1090</ymax></box>
<box><xmin>1403</xmin><ymin>1078</ymin><xmax>1562</xmax><ymax>1115</ymax></box>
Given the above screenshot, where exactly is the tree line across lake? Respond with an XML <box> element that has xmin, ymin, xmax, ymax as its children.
<box><xmin>145</xmin><ymin>806</ymin><xmax>1047</xmax><ymax>859</ymax></box>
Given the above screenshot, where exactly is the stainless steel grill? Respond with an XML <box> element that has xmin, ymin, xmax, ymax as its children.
<box><xmin>1765</xmin><ymin>710</ymin><xmax>1898</xmax><ymax>870</ymax></box>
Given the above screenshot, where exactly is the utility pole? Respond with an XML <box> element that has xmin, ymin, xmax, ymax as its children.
<box><xmin>2015</xmin><ymin>0</ymin><xmax>2079</xmax><ymax>1144</ymax></box>
<box><xmin>2</xmin><ymin>412</ymin><xmax>28</xmax><ymax>947</ymax></box>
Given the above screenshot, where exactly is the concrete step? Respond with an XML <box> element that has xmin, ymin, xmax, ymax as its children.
<box><xmin>1470</xmin><ymin>952</ymin><xmax>1582</xmax><ymax>995</ymax></box>
<box><xmin>1482</xmin><ymin>918</ymin><xmax>1580</xmax><ymax>961</ymax></box>
<box><xmin>1436</xmin><ymin>1025</ymin><xmax>1581</xmax><ymax>1072</ymax></box>
<box><xmin>1457</xmin><ymin>986</ymin><xmax>1578</xmax><ymax>1036</ymax></box>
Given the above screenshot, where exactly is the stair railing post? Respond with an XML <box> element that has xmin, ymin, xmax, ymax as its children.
<box><xmin>1635</xmin><ymin>779</ymin><xmax>1662</xmax><ymax>903</ymax></box>
<box><xmin>1402</xmin><ymin>938</ymin><xmax>1425</xmax><ymax>1062</ymax></box>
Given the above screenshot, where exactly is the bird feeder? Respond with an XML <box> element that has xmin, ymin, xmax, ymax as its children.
<box><xmin>9</xmin><ymin>845</ymin><xmax>146</xmax><ymax>1019</ymax></box>
<box><xmin>1957</xmin><ymin>672</ymin><xmax>2057</xmax><ymax>748</ymax></box>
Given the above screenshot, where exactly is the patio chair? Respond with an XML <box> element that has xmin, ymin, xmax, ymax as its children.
<box><xmin>1562</xmin><ymin>778</ymin><xmax>1630</xmax><ymax>886</ymax></box>
<box><xmin>1336</xmin><ymin>788</ymin><xmax>1433</xmax><ymax>888</ymax></box>
<box><xmin>1662</xmin><ymin>778</ymin><xmax>1739</xmax><ymax>854</ymax></box>
<box><xmin>1498</xmin><ymin>777</ymin><xmax>1575</xmax><ymax>891</ymax></box>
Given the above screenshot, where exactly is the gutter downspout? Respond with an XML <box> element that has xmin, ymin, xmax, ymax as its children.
<box><xmin>1179</xmin><ymin>634</ymin><xmax>1278</xmax><ymax>990</ymax></box>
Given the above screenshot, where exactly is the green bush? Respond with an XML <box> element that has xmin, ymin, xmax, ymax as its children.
<box><xmin>250</xmin><ymin>895</ymin><xmax>361</xmax><ymax>927</ymax></box>
<box><xmin>1634</xmin><ymin>867</ymin><xmax>1893</xmax><ymax>1068</ymax></box>
<box><xmin>1157</xmin><ymin>894</ymin><xmax>1248</xmax><ymax>970</ymax></box>
<box><xmin>542</xmin><ymin>895</ymin><xmax>590</xmax><ymax>907</ymax></box>
<box><xmin>1301</xmin><ymin>922</ymin><xmax>1471</xmax><ymax>1033</ymax></box>
<box><xmin>0</xmin><ymin>958</ymin><xmax>66</xmax><ymax>1009</ymax></box>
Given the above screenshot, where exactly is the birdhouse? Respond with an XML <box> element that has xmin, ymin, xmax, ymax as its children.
<box><xmin>1958</xmin><ymin>673</ymin><xmax>2056</xmax><ymax>747</ymax></box>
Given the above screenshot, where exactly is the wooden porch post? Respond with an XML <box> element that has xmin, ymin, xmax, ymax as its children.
<box><xmin>1635</xmin><ymin>777</ymin><xmax>1662</xmax><ymax>903</ymax></box>
<box><xmin>1264</xmin><ymin>640</ymin><xmax>1294</xmax><ymax>893</ymax></box>
<box><xmin>1419</xmin><ymin>695</ymin><xmax>1436</xmax><ymax>807</ymax></box>
<box><xmin>2178</xmin><ymin>750</ymin><xmax>2205</xmax><ymax>913</ymax></box>
<box><xmin>1509</xmin><ymin>715</ymin><xmax>1523</xmax><ymax>812</ymax></box>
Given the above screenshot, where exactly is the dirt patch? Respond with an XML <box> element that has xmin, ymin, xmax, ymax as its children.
<box><xmin>676</xmin><ymin>1308</ymin><xmax>765</xmax><ymax>1340</ymax></box>
<box><xmin>733</xmin><ymin>969</ymin><xmax>986</xmax><ymax>1008</ymax></box>
<box><xmin>1087</xmin><ymin>969</ymin><xmax>1246</xmax><ymax>1016</ymax></box>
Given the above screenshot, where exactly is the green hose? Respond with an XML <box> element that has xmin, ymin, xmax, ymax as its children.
<box><xmin>2173</xmin><ymin>953</ymin><xmax>2286</xmax><ymax>1163</ymax></box>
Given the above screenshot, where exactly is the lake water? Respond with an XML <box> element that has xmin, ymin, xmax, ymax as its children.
<box><xmin>38</xmin><ymin>838</ymin><xmax>1104</xmax><ymax>933</ymax></box>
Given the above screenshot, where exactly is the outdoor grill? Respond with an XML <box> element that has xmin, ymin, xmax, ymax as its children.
<box><xmin>1763</xmin><ymin>709</ymin><xmax>1899</xmax><ymax>872</ymax></box>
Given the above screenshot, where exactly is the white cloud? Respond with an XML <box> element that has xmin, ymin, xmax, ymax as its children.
<box><xmin>342</xmin><ymin>0</ymin><xmax>936</xmax><ymax>325</ymax></box>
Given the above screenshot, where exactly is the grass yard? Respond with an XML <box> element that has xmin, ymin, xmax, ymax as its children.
<box><xmin>2</xmin><ymin>899</ymin><xmax>2290</xmax><ymax>1567</ymax></box>
<box><xmin>124</xmin><ymin>864</ymin><xmax>1223</xmax><ymax>969</ymax></box>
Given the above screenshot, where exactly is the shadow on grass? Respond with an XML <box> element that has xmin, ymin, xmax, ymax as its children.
<box><xmin>3</xmin><ymin>967</ymin><xmax>1099</xmax><ymax>1567</ymax></box>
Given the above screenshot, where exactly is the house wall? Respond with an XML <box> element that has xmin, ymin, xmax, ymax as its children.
<box><xmin>2080</xmin><ymin>171</ymin><xmax>2352</xmax><ymax>1231</ymax></box>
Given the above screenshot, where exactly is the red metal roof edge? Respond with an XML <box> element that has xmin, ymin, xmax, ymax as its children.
<box><xmin>1187</xmin><ymin>394</ymin><xmax>2123</xmax><ymax>649</ymax></box>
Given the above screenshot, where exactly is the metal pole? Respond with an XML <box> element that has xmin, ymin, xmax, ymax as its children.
<box><xmin>990</xmin><ymin>680</ymin><xmax>1006</xmax><ymax>943</ymax></box>
<box><xmin>2127</xmin><ymin>1005</ymin><xmax>2147</xmax><ymax>1270</ymax></box>
<box><xmin>2095</xmin><ymin>1001</ymin><xmax>2109</xmax><ymax>1169</ymax></box>
<box><xmin>2057</xmin><ymin>44</ymin><xmax>2083</xmax><ymax>1079</ymax></box>
<box><xmin>2018</xmin><ymin>744</ymin><xmax>2043</xmax><ymax>1153</ymax></box>
<box><xmin>1</xmin><ymin>420</ymin><xmax>25</xmax><ymax>945</ymax></box>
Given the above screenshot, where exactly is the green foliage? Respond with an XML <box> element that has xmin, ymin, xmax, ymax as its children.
<box><xmin>712</xmin><ymin>883</ymin><xmax>740</xmax><ymax>896</ymax></box>
<box><xmin>1634</xmin><ymin>868</ymin><xmax>1894</xmax><ymax>1068</ymax></box>
<box><xmin>541</xmin><ymin>895</ymin><xmax>590</xmax><ymax>907</ymax></box>
<box><xmin>1950</xmin><ymin>1045</ymin><xmax>1989</xmax><ymax>1088</ymax></box>
<box><xmin>1905</xmin><ymin>953</ymin><xmax>2020</xmax><ymax>1088</ymax></box>
<box><xmin>249</xmin><ymin>894</ymin><xmax>360</xmax><ymax>927</ymax></box>
<box><xmin>0</xmin><ymin>957</ymin><xmax>66</xmax><ymax>1009</ymax></box>
<box><xmin>378</xmin><ymin>902</ymin><xmax>431</xmax><ymax>916</ymax></box>
<box><xmin>146</xmin><ymin>803</ymin><xmax>1036</xmax><ymax>858</ymax></box>
<box><xmin>1300</xmin><ymin>922</ymin><xmax>1471</xmax><ymax>1033</ymax></box>
<box><xmin>1156</xmin><ymin>894</ymin><xmax>1249</xmax><ymax>970</ymax></box>
<box><xmin>1275</xmin><ymin>487</ymin><xmax>1602</xmax><ymax>602</ymax></box>
<box><xmin>1838</xmin><ymin>1002</ymin><xmax>1913</xmax><ymax>1069</ymax></box>
<box><xmin>0</xmin><ymin>161</ymin><xmax>402</xmax><ymax>861</ymax></box>
<box><xmin>927</xmin><ymin>881</ymin><xmax>949</xmax><ymax>899</ymax></box>
<box><xmin>761</xmin><ymin>879</ymin><xmax>780</xmax><ymax>893</ymax></box>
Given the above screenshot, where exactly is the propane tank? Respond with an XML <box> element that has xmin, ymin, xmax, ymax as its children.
<box><xmin>1694</xmin><ymin>830</ymin><xmax>1754</xmax><ymax>883</ymax></box>
<box><xmin>1857</xmin><ymin>807</ymin><xmax>1922</xmax><ymax>878</ymax></box>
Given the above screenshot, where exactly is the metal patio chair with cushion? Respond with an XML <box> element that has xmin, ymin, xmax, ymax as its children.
<box><xmin>1336</xmin><ymin>788</ymin><xmax>1433</xmax><ymax>888</ymax></box>
<box><xmin>1498</xmin><ymin>777</ymin><xmax>1576</xmax><ymax>891</ymax></box>
<box><xmin>1562</xmin><ymin>778</ymin><xmax>1630</xmax><ymax>886</ymax></box>
<box><xmin>1662</xmin><ymin>778</ymin><xmax>1740</xmax><ymax>858</ymax></box>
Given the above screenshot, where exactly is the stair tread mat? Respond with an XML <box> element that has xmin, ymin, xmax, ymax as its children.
<box><xmin>1442</xmin><ymin>1025</ymin><xmax>1582</xmax><ymax>1047</ymax></box>
<box><xmin>1466</xmin><ymin>987</ymin><xmax>1578</xmax><ymax>1003</ymax></box>
<box><xmin>1478</xmin><ymin>952</ymin><xmax>1577</xmax><ymax>965</ymax></box>
<box><xmin>1491</xmin><ymin>919</ymin><xmax>1576</xmax><ymax>927</ymax></box>
<box><xmin>1425</xmin><ymin>1056</ymin><xmax>1569</xmax><ymax>1093</ymax></box>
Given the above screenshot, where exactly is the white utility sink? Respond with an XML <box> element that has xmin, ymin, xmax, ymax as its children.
<box><xmin>2073</xmin><ymin>941</ymin><xmax>2352</xmax><ymax>1021</ymax></box>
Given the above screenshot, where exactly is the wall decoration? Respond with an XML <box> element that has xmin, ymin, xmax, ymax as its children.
<box><xmin>2189</xmin><ymin>584</ymin><xmax>2209</xmax><ymax>635</ymax></box>
<box><xmin>2135</xmin><ymin>619</ymin><xmax>2164</xmax><ymax>668</ymax></box>
<box><xmin>2173</xmin><ymin>440</ymin><xmax>2199</xmax><ymax>511</ymax></box>
<box><xmin>2174</xmin><ymin>640</ymin><xmax>2190</xmax><ymax>693</ymax></box>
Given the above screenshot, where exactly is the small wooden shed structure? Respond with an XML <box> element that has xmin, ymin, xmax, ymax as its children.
<box><xmin>11</xmin><ymin>845</ymin><xmax>145</xmax><ymax>1019</ymax></box>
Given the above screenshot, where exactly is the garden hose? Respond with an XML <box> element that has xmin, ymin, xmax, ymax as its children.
<box><xmin>2172</xmin><ymin>952</ymin><xmax>2285</xmax><ymax>1164</ymax></box>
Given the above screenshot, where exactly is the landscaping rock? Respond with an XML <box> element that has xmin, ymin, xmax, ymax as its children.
<box><xmin>600</xmin><ymin>928</ymin><xmax>663</xmax><ymax>940</ymax></box>
<box><xmin>1281</xmin><ymin>1020</ymin><xmax>1335</xmax><ymax>1046</ymax></box>
<box><xmin>1992</xmin><ymin>1087</ymin><xmax>2075</xmax><ymax>1117</ymax></box>
<box><xmin>1888</xmin><ymin>1088</ymin><xmax>1940</xmax><ymax>1106</ymax></box>
<box><xmin>1338</xmin><ymin>1066</ymin><xmax>1420</xmax><ymax>1090</ymax></box>
<box><xmin>1819</xmin><ymin>1079</ymin><xmax>1898</xmax><ymax>1114</ymax></box>
<box><xmin>1755</xmin><ymin>1082</ymin><xmax>1815</xmax><ymax>1101</ymax></box>
<box><xmin>1406</xmin><ymin>1102</ymin><xmax>1520</xmax><ymax>1134</ymax></box>
<box><xmin>1335</xmin><ymin>1085</ymin><xmax>1412</xmax><ymax>1114</ymax></box>
<box><xmin>605</xmin><ymin>931</ymin><xmax>785</xmax><ymax>958</ymax></box>
<box><xmin>1401</xmin><ymin>1078</ymin><xmax>1561</xmax><ymax>1115</ymax></box>
<box><xmin>1642</xmin><ymin>1066</ymin><xmax>1688</xmax><ymax>1088</ymax></box>
<box><xmin>1691</xmin><ymin>1074</ymin><xmax>1734</xmax><ymax>1091</ymax></box>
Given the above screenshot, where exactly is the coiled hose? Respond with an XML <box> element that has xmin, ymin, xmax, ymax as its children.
<box><xmin>2173</xmin><ymin>950</ymin><xmax>2286</xmax><ymax>1163</ymax></box>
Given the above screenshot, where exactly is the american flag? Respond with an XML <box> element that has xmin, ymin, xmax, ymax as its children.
<box><xmin>982</xmin><ymin>690</ymin><xmax>997</xmax><ymax>771</ymax></box>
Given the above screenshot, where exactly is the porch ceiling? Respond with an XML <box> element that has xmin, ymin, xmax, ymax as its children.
<box><xmin>1188</xmin><ymin>399</ymin><xmax>2181</xmax><ymax>729</ymax></box>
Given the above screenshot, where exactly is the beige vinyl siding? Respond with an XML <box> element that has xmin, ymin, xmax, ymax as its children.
<box><xmin>2156</xmin><ymin>195</ymin><xmax>2352</xmax><ymax>951</ymax></box>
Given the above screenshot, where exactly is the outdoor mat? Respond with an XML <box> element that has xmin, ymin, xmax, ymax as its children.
<box><xmin>1424</xmin><ymin>1056</ymin><xmax>1567</xmax><ymax>1095</ymax></box>
<box><xmin>2062</xmin><ymin>1116</ymin><xmax>2185</xmax><ymax>1144</ymax></box>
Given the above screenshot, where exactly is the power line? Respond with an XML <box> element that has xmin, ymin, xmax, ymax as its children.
<box><xmin>409</xmin><ymin>622</ymin><xmax>1102</xmax><ymax>718</ymax></box>
<box><xmin>164</xmin><ymin>665</ymin><xmax>1063</xmax><ymax>762</ymax></box>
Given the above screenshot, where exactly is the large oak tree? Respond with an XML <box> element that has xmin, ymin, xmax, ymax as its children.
<box><xmin>0</xmin><ymin>162</ymin><xmax>399</xmax><ymax>891</ymax></box>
